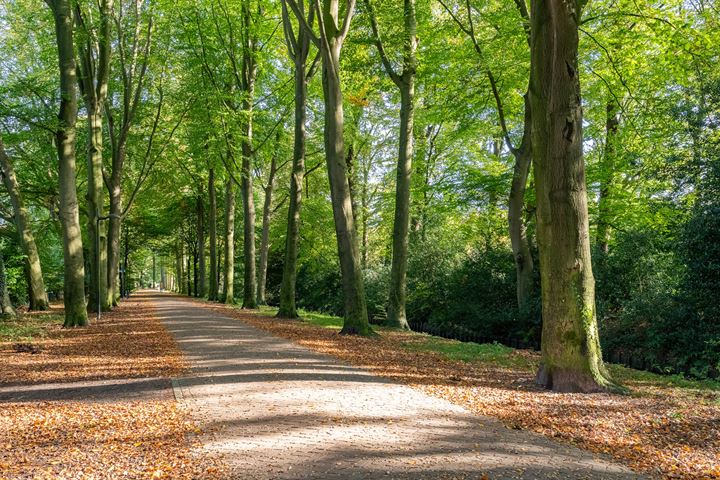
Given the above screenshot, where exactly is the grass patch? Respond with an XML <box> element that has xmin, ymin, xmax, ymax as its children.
<box><xmin>607</xmin><ymin>363</ymin><xmax>720</xmax><ymax>392</ymax></box>
<box><xmin>401</xmin><ymin>337</ymin><xmax>536</xmax><ymax>370</ymax></box>
<box><xmin>251</xmin><ymin>303</ymin><xmax>719</xmax><ymax>393</ymax></box>
<box><xmin>299</xmin><ymin>310</ymin><xmax>344</xmax><ymax>329</ymax></box>
<box><xmin>253</xmin><ymin>304</ymin><xmax>344</xmax><ymax>330</ymax></box>
<box><xmin>0</xmin><ymin>314</ymin><xmax>63</xmax><ymax>342</ymax></box>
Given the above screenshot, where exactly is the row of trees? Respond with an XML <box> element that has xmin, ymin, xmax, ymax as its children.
<box><xmin>1</xmin><ymin>0</ymin><xmax>717</xmax><ymax>391</ymax></box>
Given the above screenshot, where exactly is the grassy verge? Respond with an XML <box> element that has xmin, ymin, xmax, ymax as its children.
<box><xmin>0</xmin><ymin>313</ymin><xmax>63</xmax><ymax>342</ymax></box>
<box><xmin>253</xmin><ymin>303</ymin><xmax>720</xmax><ymax>393</ymax></box>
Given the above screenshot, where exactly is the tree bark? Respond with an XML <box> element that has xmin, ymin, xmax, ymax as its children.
<box><xmin>187</xmin><ymin>250</ymin><xmax>192</xmax><ymax>297</ymax></box>
<box><xmin>240</xmin><ymin>0</ymin><xmax>259</xmax><ymax>309</ymax></box>
<box><xmin>175</xmin><ymin>241</ymin><xmax>183</xmax><ymax>293</ymax></box>
<box><xmin>106</xmin><ymin>9</ymin><xmax>151</xmax><ymax>307</ymax></box>
<box><xmin>223</xmin><ymin>177</ymin><xmax>236</xmax><ymax>303</ymax></box>
<box><xmin>529</xmin><ymin>0</ymin><xmax>620</xmax><ymax>393</ymax></box>
<box><xmin>0</xmin><ymin>138</ymin><xmax>49</xmax><ymax>310</ymax></box>
<box><xmin>241</xmin><ymin>105</ymin><xmax>257</xmax><ymax>309</ymax></box>
<box><xmin>49</xmin><ymin>0</ymin><xmax>88</xmax><ymax>327</ymax></box>
<box><xmin>197</xmin><ymin>192</ymin><xmax>206</xmax><ymax>297</ymax></box>
<box><xmin>0</xmin><ymin>250</ymin><xmax>15</xmax><ymax>318</ymax></box>
<box><xmin>596</xmin><ymin>100</ymin><xmax>620</xmax><ymax>254</ymax></box>
<box><xmin>320</xmin><ymin>1</ymin><xmax>371</xmax><ymax>335</ymax></box>
<box><xmin>107</xmin><ymin>159</ymin><xmax>122</xmax><ymax>306</ymax></box>
<box><xmin>208</xmin><ymin>168</ymin><xmax>218</xmax><ymax>300</ymax></box>
<box><xmin>366</xmin><ymin>0</ymin><xmax>417</xmax><ymax>329</ymax></box>
<box><xmin>76</xmin><ymin>0</ymin><xmax>112</xmax><ymax>313</ymax></box>
<box><xmin>438</xmin><ymin>0</ymin><xmax>535</xmax><ymax>314</ymax></box>
<box><xmin>257</xmin><ymin>151</ymin><xmax>278</xmax><ymax>305</ymax></box>
<box><xmin>278</xmin><ymin>1</ymin><xmax>312</xmax><ymax>318</ymax></box>
<box><xmin>508</xmin><ymin>95</ymin><xmax>534</xmax><ymax>312</ymax></box>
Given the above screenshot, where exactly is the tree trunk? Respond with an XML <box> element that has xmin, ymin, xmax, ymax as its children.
<box><xmin>208</xmin><ymin>168</ymin><xmax>218</xmax><ymax>300</ymax></box>
<box><xmin>278</xmin><ymin>32</ymin><xmax>310</xmax><ymax>318</ymax></box>
<box><xmin>322</xmin><ymin>36</ymin><xmax>371</xmax><ymax>335</ymax></box>
<box><xmin>77</xmin><ymin>0</ymin><xmax>111</xmax><ymax>313</ymax></box>
<box><xmin>197</xmin><ymin>193</ymin><xmax>206</xmax><ymax>297</ymax></box>
<box><xmin>223</xmin><ymin>178</ymin><xmax>235</xmax><ymax>303</ymax></box>
<box><xmin>365</xmin><ymin>0</ymin><xmax>417</xmax><ymax>330</ymax></box>
<box><xmin>241</xmin><ymin>109</ymin><xmax>257</xmax><ymax>309</ymax></box>
<box><xmin>0</xmin><ymin>138</ymin><xmax>49</xmax><ymax>310</ymax></box>
<box><xmin>529</xmin><ymin>0</ymin><xmax>620</xmax><ymax>393</ymax></box>
<box><xmin>0</xmin><ymin>250</ymin><xmax>15</xmax><ymax>318</ymax></box>
<box><xmin>386</xmin><ymin>82</ymin><xmax>414</xmax><ymax>329</ymax></box>
<box><xmin>596</xmin><ymin>100</ymin><xmax>620</xmax><ymax>254</ymax></box>
<box><xmin>175</xmin><ymin>241</ymin><xmax>182</xmax><ymax>293</ymax></box>
<box><xmin>107</xmin><ymin>168</ymin><xmax>122</xmax><ymax>307</ymax></box>
<box><xmin>508</xmin><ymin>95</ymin><xmax>534</xmax><ymax>313</ymax></box>
<box><xmin>257</xmin><ymin>152</ymin><xmax>277</xmax><ymax>305</ymax></box>
<box><xmin>240</xmin><ymin>0</ymin><xmax>258</xmax><ymax>309</ymax></box>
<box><xmin>187</xmin><ymin>251</ymin><xmax>192</xmax><ymax>297</ymax></box>
<box><xmin>49</xmin><ymin>0</ymin><xmax>88</xmax><ymax>327</ymax></box>
<box><xmin>84</xmin><ymin>108</ymin><xmax>109</xmax><ymax>313</ymax></box>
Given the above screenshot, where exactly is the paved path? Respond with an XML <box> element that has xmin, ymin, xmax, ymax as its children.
<box><xmin>154</xmin><ymin>293</ymin><xmax>645</xmax><ymax>480</ymax></box>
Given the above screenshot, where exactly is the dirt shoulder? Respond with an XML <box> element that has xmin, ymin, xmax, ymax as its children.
<box><xmin>0</xmin><ymin>292</ymin><xmax>222</xmax><ymax>479</ymax></box>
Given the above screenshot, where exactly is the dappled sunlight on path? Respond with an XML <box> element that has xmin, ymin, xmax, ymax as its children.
<box><xmin>156</xmin><ymin>292</ymin><xmax>644</xmax><ymax>480</ymax></box>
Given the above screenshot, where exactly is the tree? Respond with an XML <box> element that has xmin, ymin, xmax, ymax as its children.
<box><xmin>364</xmin><ymin>0</ymin><xmax>417</xmax><ymax>329</ymax></box>
<box><xmin>278</xmin><ymin>0</ymin><xmax>317</xmax><ymax>318</ymax></box>
<box><xmin>222</xmin><ymin>176</ymin><xmax>235</xmax><ymax>303</ymax></box>
<box><xmin>196</xmin><ymin>190</ymin><xmax>206</xmax><ymax>297</ymax></box>
<box><xmin>75</xmin><ymin>0</ymin><xmax>113</xmax><ymax>312</ymax></box>
<box><xmin>239</xmin><ymin>0</ymin><xmax>259</xmax><ymax>310</ymax></box>
<box><xmin>0</xmin><ymin>137</ymin><xmax>49</xmax><ymax>310</ymax></box>
<box><xmin>208</xmin><ymin>167</ymin><xmax>218</xmax><ymax>300</ymax></box>
<box><xmin>106</xmin><ymin>0</ymin><xmax>153</xmax><ymax>306</ymax></box>
<box><xmin>286</xmin><ymin>0</ymin><xmax>372</xmax><ymax>335</ymax></box>
<box><xmin>439</xmin><ymin>0</ymin><xmax>534</xmax><ymax>313</ymax></box>
<box><xmin>46</xmin><ymin>0</ymin><xmax>88</xmax><ymax>327</ymax></box>
<box><xmin>0</xmin><ymin>248</ymin><xmax>16</xmax><ymax>318</ymax></box>
<box><xmin>257</xmin><ymin>142</ymin><xmax>280</xmax><ymax>305</ymax></box>
<box><xmin>529</xmin><ymin>0</ymin><xmax>620</xmax><ymax>392</ymax></box>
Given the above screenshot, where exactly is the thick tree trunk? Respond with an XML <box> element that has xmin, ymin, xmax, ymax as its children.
<box><xmin>387</xmin><ymin>82</ymin><xmax>414</xmax><ymax>329</ymax></box>
<box><xmin>366</xmin><ymin>0</ymin><xmax>417</xmax><ymax>330</ymax></box>
<box><xmin>508</xmin><ymin>95</ymin><xmax>534</xmax><ymax>312</ymax></box>
<box><xmin>187</xmin><ymin>252</ymin><xmax>192</xmax><ymax>297</ymax></box>
<box><xmin>50</xmin><ymin>0</ymin><xmax>88</xmax><ymax>327</ymax></box>
<box><xmin>257</xmin><ymin>153</ymin><xmax>277</xmax><ymax>305</ymax></box>
<box><xmin>197</xmin><ymin>193</ymin><xmax>206</xmax><ymax>297</ymax></box>
<box><xmin>77</xmin><ymin>0</ymin><xmax>111</xmax><ymax>313</ymax></box>
<box><xmin>322</xmin><ymin>38</ymin><xmax>371</xmax><ymax>335</ymax></box>
<box><xmin>241</xmin><ymin>110</ymin><xmax>257</xmax><ymax>309</ymax></box>
<box><xmin>175</xmin><ymin>242</ymin><xmax>182</xmax><ymax>293</ymax></box>
<box><xmin>84</xmin><ymin>109</ymin><xmax>109</xmax><ymax>313</ymax></box>
<box><xmin>0</xmin><ymin>138</ymin><xmax>49</xmax><ymax>310</ymax></box>
<box><xmin>240</xmin><ymin>0</ymin><xmax>258</xmax><ymax>309</ymax></box>
<box><xmin>0</xmin><ymin>250</ymin><xmax>15</xmax><ymax>318</ymax></box>
<box><xmin>529</xmin><ymin>0</ymin><xmax>620</xmax><ymax>393</ymax></box>
<box><xmin>278</xmin><ymin>53</ymin><xmax>309</xmax><ymax>318</ymax></box>
<box><xmin>223</xmin><ymin>178</ymin><xmax>236</xmax><ymax>303</ymax></box>
<box><xmin>596</xmin><ymin>100</ymin><xmax>620</xmax><ymax>254</ymax></box>
<box><xmin>208</xmin><ymin>168</ymin><xmax>218</xmax><ymax>300</ymax></box>
<box><xmin>107</xmin><ymin>172</ymin><xmax>122</xmax><ymax>307</ymax></box>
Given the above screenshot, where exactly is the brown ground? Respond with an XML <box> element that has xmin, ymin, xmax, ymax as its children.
<box><xmin>0</xmin><ymin>296</ymin><xmax>223</xmax><ymax>479</ymax></box>
<box><xmin>193</xmin><ymin>299</ymin><xmax>720</xmax><ymax>480</ymax></box>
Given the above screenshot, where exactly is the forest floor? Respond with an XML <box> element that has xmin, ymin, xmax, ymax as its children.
<box><xmin>0</xmin><ymin>298</ymin><xmax>223</xmax><ymax>479</ymax></box>
<box><xmin>191</xmin><ymin>299</ymin><xmax>720</xmax><ymax>480</ymax></box>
